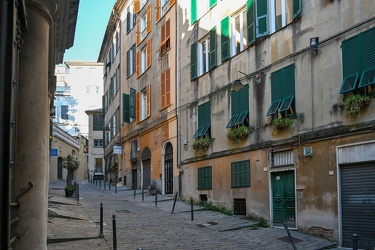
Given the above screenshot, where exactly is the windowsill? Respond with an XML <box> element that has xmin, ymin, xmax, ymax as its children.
<box><xmin>160</xmin><ymin>104</ymin><xmax>171</xmax><ymax>111</ymax></box>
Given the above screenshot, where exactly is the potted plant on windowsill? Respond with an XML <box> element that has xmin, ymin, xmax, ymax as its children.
<box><xmin>227</xmin><ymin>125</ymin><xmax>250</xmax><ymax>141</ymax></box>
<box><xmin>271</xmin><ymin>116</ymin><xmax>293</xmax><ymax>130</ymax></box>
<box><xmin>192</xmin><ymin>137</ymin><xmax>211</xmax><ymax>151</ymax></box>
<box><xmin>341</xmin><ymin>94</ymin><xmax>371</xmax><ymax>119</ymax></box>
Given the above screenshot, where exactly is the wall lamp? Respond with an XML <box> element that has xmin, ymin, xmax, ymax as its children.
<box><xmin>104</xmin><ymin>126</ymin><xmax>111</xmax><ymax>132</ymax></box>
<box><xmin>232</xmin><ymin>71</ymin><xmax>261</xmax><ymax>91</ymax></box>
<box><xmin>310</xmin><ymin>37</ymin><xmax>319</xmax><ymax>53</ymax></box>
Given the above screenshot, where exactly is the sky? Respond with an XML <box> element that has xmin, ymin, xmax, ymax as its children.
<box><xmin>63</xmin><ymin>0</ymin><xmax>116</xmax><ymax>62</ymax></box>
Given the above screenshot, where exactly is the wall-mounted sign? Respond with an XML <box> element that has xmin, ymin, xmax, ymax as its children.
<box><xmin>50</xmin><ymin>149</ymin><xmax>58</xmax><ymax>156</ymax></box>
<box><xmin>113</xmin><ymin>145</ymin><xmax>122</xmax><ymax>155</ymax></box>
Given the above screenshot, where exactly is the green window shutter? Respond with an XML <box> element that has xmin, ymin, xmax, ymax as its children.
<box><xmin>191</xmin><ymin>0</ymin><xmax>197</xmax><ymax>25</ymax></box>
<box><xmin>271</xmin><ymin>69</ymin><xmax>283</xmax><ymax>102</ymax></box>
<box><xmin>358</xmin><ymin>27</ymin><xmax>375</xmax><ymax>88</ymax></box>
<box><xmin>231</xmin><ymin>90</ymin><xmax>240</xmax><ymax>115</ymax></box>
<box><xmin>191</xmin><ymin>42</ymin><xmax>198</xmax><ymax>79</ymax></box>
<box><xmin>283</xmin><ymin>64</ymin><xmax>295</xmax><ymax>97</ymax></box>
<box><xmin>221</xmin><ymin>16</ymin><xmax>230</xmax><ymax>61</ymax></box>
<box><xmin>126</xmin><ymin>49</ymin><xmax>130</xmax><ymax>77</ymax></box>
<box><xmin>292</xmin><ymin>0</ymin><xmax>302</xmax><ymax>19</ymax></box>
<box><xmin>123</xmin><ymin>94</ymin><xmax>130</xmax><ymax>123</ymax></box>
<box><xmin>209</xmin><ymin>0</ymin><xmax>217</xmax><ymax>8</ymax></box>
<box><xmin>209</xmin><ymin>26</ymin><xmax>217</xmax><ymax>70</ymax></box>
<box><xmin>198</xmin><ymin>101</ymin><xmax>211</xmax><ymax>126</ymax></box>
<box><xmin>208</xmin><ymin>167</ymin><xmax>212</xmax><ymax>189</ymax></box>
<box><xmin>256</xmin><ymin>0</ymin><xmax>269</xmax><ymax>37</ymax></box>
<box><xmin>361</xmin><ymin>27</ymin><xmax>375</xmax><ymax>71</ymax></box>
<box><xmin>340</xmin><ymin>36</ymin><xmax>360</xmax><ymax>93</ymax></box>
<box><xmin>102</xmin><ymin>95</ymin><xmax>106</xmax><ymax>115</ymax></box>
<box><xmin>231</xmin><ymin>161</ymin><xmax>250</xmax><ymax>188</ymax></box>
<box><xmin>130</xmin><ymin>88</ymin><xmax>136</xmax><ymax>119</ymax></box>
<box><xmin>198</xmin><ymin>168</ymin><xmax>203</xmax><ymax>189</ymax></box>
<box><xmin>246</xmin><ymin>0</ymin><xmax>256</xmax><ymax>45</ymax></box>
<box><xmin>240</xmin><ymin>85</ymin><xmax>249</xmax><ymax>113</ymax></box>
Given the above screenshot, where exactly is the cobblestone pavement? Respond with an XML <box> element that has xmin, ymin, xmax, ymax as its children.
<box><xmin>48</xmin><ymin>180</ymin><xmax>337</xmax><ymax>250</ymax></box>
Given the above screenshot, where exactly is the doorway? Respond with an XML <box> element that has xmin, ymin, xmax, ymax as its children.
<box><xmin>164</xmin><ymin>143</ymin><xmax>173</xmax><ymax>194</ymax></box>
<box><xmin>271</xmin><ymin>170</ymin><xmax>296</xmax><ymax>228</ymax></box>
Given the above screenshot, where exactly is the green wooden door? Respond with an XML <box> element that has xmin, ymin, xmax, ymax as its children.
<box><xmin>271</xmin><ymin>171</ymin><xmax>296</xmax><ymax>227</ymax></box>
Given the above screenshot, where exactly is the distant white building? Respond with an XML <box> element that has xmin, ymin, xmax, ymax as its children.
<box><xmin>85</xmin><ymin>108</ymin><xmax>105</xmax><ymax>182</ymax></box>
<box><xmin>54</xmin><ymin>61</ymin><xmax>103</xmax><ymax>136</ymax></box>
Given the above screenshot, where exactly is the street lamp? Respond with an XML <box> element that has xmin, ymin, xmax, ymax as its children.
<box><xmin>232</xmin><ymin>71</ymin><xmax>261</xmax><ymax>91</ymax></box>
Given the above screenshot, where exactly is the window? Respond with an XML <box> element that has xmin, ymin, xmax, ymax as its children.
<box><xmin>136</xmin><ymin>84</ymin><xmax>150</xmax><ymax>123</ymax></box>
<box><xmin>190</xmin><ymin>0</ymin><xmax>216</xmax><ymax>25</ymax></box>
<box><xmin>159</xmin><ymin>19</ymin><xmax>171</xmax><ymax>57</ymax></box>
<box><xmin>193</xmin><ymin>102</ymin><xmax>211</xmax><ymax>139</ymax></box>
<box><xmin>136</xmin><ymin>3</ymin><xmax>151</xmax><ymax>44</ymax></box>
<box><xmin>198</xmin><ymin>166</ymin><xmax>212</xmax><ymax>190</ymax></box>
<box><xmin>266</xmin><ymin>64</ymin><xmax>295</xmax><ymax>118</ymax></box>
<box><xmin>136</xmin><ymin>40</ymin><xmax>152</xmax><ymax>77</ymax></box>
<box><xmin>93</xmin><ymin>114</ymin><xmax>104</xmax><ymax>131</ymax></box>
<box><xmin>94</xmin><ymin>140</ymin><xmax>104</xmax><ymax>148</ymax></box>
<box><xmin>191</xmin><ymin>27</ymin><xmax>217</xmax><ymax>79</ymax></box>
<box><xmin>271</xmin><ymin>0</ymin><xmax>293</xmax><ymax>32</ymax></box>
<box><xmin>122</xmin><ymin>89</ymin><xmax>136</xmax><ymax>123</ymax></box>
<box><xmin>199</xmin><ymin>37</ymin><xmax>210</xmax><ymax>75</ymax></box>
<box><xmin>231</xmin><ymin>160</ymin><xmax>250</xmax><ymax>188</ymax></box>
<box><xmin>227</xmin><ymin>85</ymin><xmax>249</xmax><ymax>128</ymax></box>
<box><xmin>126</xmin><ymin>5</ymin><xmax>136</xmax><ymax>34</ymax></box>
<box><xmin>141</xmin><ymin>46</ymin><xmax>147</xmax><ymax>74</ymax></box>
<box><xmin>61</xmin><ymin>105</ymin><xmax>69</xmax><ymax>120</ymax></box>
<box><xmin>160</xmin><ymin>68</ymin><xmax>171</xmax><ymax>109</ymax></box>
<box><xmin>232</xmin><ymin>10</ymin><xmax>247</xmax><ymax>55</ymax></box>
<box><xmin>156</xmin><ymin>0</ymin><xmax>175</xmax><ymax>21</ymax></box>
<box><xmin>246</xmin><ymin>0</ymin><xmax>302</xmax><ymax>46</ymax></box>
<box><xmin>221</xmin><ymin>12</ymin><xmax>248</xmax><ymax>61</ymax></box>
<box><xmin>272</xmin><ymin>149</ymin><xmax>293</xmax><ymax>167</ymax></box>
<box><xmin>95</xmin><ymin>158</ymin><xmax>103</xmax><ymax>170</ymax></box>
<box><xmin>127</xmin><ymin>45</ymin><xmax>136</xmax><ymax>77</ymax></box>
<box><xmin>340</xmin><ymin>27</ymin><xmax>375</xmax><ymax>94</ymax></box>
<box><xmin>140</xmin><ymin>13</ymin><xmax>147</xmax><ymax>39</ymax></box>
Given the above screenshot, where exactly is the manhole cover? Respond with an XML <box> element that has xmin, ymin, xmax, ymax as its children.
<box><xmin>277</xmin><ymin>236</ymin><xmax>303</xmax><ymax>244</ymax></box>
<box><xmin>115</xmin><ymin>210</ymin><xmax>131</xmax><ymax>213</ymax></box>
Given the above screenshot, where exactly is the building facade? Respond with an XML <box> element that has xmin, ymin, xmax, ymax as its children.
<box><xmin>54</xmin><ymin>61</ymin><xmax>103</xmax><ymax>136</ymax></box>
<box><xmin>85</xmin><ymin>108</ymin><xmax>105</xmax><ymax>181</ymax></box>
<box><xmin>50</xmin><ymin>124</ymin><xmax>88</xmax><ymax>181</ymax></box>
<box><xmin>0</xmin><ymin>0</ymin><xmax>79</xmax><ymax>249</ymax></box>
<box><xmin>99</xmin><ymin>0</ymin><xmax>179</xmax><ymax>194</ymax></box>
<box><xmin>178</xmin><ymin>0</ymin><xmax>375</xmax><ymax>248</ymax></box>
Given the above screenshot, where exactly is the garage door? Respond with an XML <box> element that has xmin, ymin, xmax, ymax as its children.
<box><xmin>341</xmin><ymin>163</ymin><xmax>375</xmax><ymax>248</ymax></box>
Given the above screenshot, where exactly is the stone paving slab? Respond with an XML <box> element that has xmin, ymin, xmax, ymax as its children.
<box><xmin>48</xmin><ymin>180</ymin><xmax>337</xmax><ymax>250</ymax></box>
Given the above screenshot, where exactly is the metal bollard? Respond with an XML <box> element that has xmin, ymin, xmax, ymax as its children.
<box><xmin>155</xmin><ymin>191</ymin><xmax>158</xmax><ymax>207</ymax></box>
<box><xmin>134</xmin><ymin>186</ymin><xmax>136</xmax><ymax>199</ymax></box>
<box><xmin>112</xmin><ymin>215</ymin><xmax>117</xmax><ymax>250</ymax></box>
<box><xmin>109</xmin><ymin>180</ymin><xmax>111</xmax><ymax>191</ymax></box>
<box><xmin>190</xmin><ymin>197</ymin><xmax>194</xmax><ymax>221</ymax></box>
<box><xmin>104</xmin><ymin>180</ymin><xmax>106</xmax><ymax>190</ymax></box>
<box><xmin>352</xmin><ymin>234</ymin><xmax>358</xmax><ymax>250</ymax></box>
<box><xmin>99</xmin><ymin>203</ymin><xmax>103</xmax><ymax>237</ymax></box>
<box><xmin>171</xmin><ymin>192</ymin><xmax>178</xmax><ymax>214</ymax></box>
<box><xmin>142</xmin><ymin>187</ymin><xmax>144</xmax><ymax>201</ymax></box>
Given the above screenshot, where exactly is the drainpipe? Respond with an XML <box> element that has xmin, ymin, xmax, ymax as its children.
<box><xmin>0</xmin><ymin>1</ymin><xmax>13</xmax><ymax>248</ymax></box>
<box><xmin>176</xmin><ymin>1</ymin><xmax>182</xmax><ymax>198</ymax></box>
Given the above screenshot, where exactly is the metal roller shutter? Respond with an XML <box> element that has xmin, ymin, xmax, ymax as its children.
<box><xmin>341</xmin><ymin>163</ymin><xmax>375</xmax><ymax>249</ymax></box>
